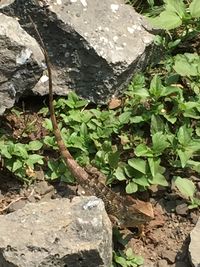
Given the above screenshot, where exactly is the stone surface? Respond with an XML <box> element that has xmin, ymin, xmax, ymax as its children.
<box><xmin>161</xmin><ymin>250</ymin><xmax>176</xmax><ymax>264</ymax></box>
<box><xmin>0</xmin><ymin>196</ymin><xmax>112</xmax><ymax>267</ymax></box>
<box><xmin>0</xmin><ymin>12</ymin><xmax>44</xmax><ymax>115</ymax></box>
<box><xmin>1</xmin><ymin>0</ymin><xmax>157</xmax><ymax>106</ymax></box>
<box><xmin>157</xmin><ymin>259</ymin><xmax>169</xmax><ymax>267</ymax></box>
<box><xmin>189</xmin><ymin>217</ymin><xmax>200</xmax><ymax>267</ymax></box>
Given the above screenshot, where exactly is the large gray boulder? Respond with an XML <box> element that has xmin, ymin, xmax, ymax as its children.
<box><xmin>0</xmin><ymin>12</ymin><xmax>44</xmax><ymax>115</ymax></box>
<box><xmin>0</xmin><ymin>0</ymin><xmax>156</xmax><ymax>111</ymax></box>
<box><xmin>0</xmin><ymin>197</ymin><xmax>112</xmax><ymax>267</ymax></box>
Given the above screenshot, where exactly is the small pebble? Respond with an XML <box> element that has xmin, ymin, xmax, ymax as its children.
<box><xmin>161</xmin><ymin>250</ymin><xmax>177</xmax><ymax>264</ymax></box>
<box><xmin>157</xmin><ymin>259</ymin><xmax>169</xmax><ymax>267</ymax></box>
<box><xmin>175</xmin><ymin>203</ymin><xmax>188</xmax><ymax>216</ymax></box>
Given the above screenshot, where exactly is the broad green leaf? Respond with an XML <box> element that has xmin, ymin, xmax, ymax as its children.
<box><xmin>13</xmin><ymin>144</ymin><xmax>29</xmax><ymax>159</ymax></box>
<box><xmin>119</xmin><ymin>112</ymin><xmax>131</xmax><ymax>124</ymax></box>
<box><xmin>134</xmin><ymin>176</ymin><xmax>150</xmax><ymax>187</ymax></box>
<box><xmin>12</xmin><ymin>160</ymin><xmax>23</xmax><ymax>172</ymax></box>
<box><xmin>177</xmin><ymin>149</ymin><xmax>192</xmax><ymax>168</ymax></box>
<box><xmin>26</xmin><ymin>154</ymin><xmax>44</xmax><ymax>168</ymax></box>
<box><xmin>114</xmin><ymin>166</ymin><xmax>127</xmax><ymax>181</ymax></box>
<box><xmin>126</xmin><ymin>181</ymin><xmax>138</xmax><ymax>194</ymax></box>
<box><xmin>151</xmin><ymin>115</ymin><xmax>165</xmax><ymax>135</ymax></box>
<box><xmin>173</xmin><ymin>54</ymin><xmax>199</xmax><ymax>76</ymax></box>
<box><xmin>177</xmin><ymin>125</ymin><xmax>192</xmax><ymax>145</ymax></box>
<box><xmin>108</xmin><ymin>151</ymin><xmax>120</xmax><ymax>169</ymax></box>
<box><xmin>80</xmin><ymin>122</ymin><xmax>88</xmax><ymax>138</ymax></box>
<box><xmin>148</xmin><ymin>158</ymin><xmax>165</xmax><ymax>177</ymax></box>
<box><xmin>0</xmin><ymin>145</ymin><xmax>12</xmax><ymax>159</ymax></box>
<box><xmin>28</xmin><ymin>140</ymin><xmax>43</xmax><ymax>151</ymax></box>
<box><xmin>150</xmin><ymin>173</ymin><xmax>168</xmax><ymax>186</ymax></box>
<box><xmin>126</xmin><ymin>248</ymin><xmax>134</xmax><ymax>258</ymax></box>
<box><xmin>165</xmin><ymin>0</ymin><xmax>186</xmax><ymax>18</ymax></box>
<box><xmin>189</xmin><ymin>0</ymin><xmax>200</xmax><ymax>18</ymax></box>
<box><xmin>130</xmin><ymin>116</ymin><xmax>145</xmax><ymax>123</ymax></box>
<box><xmin>149</xmin><ymin>75</ymin><xmax>163</xmax><ymax>98</ymax></box>
<box><xmin>173</xmin><ymin>176</ymin><xmax>196</xmax><ymax>199</ymax></box>
<box><xmin>152</xmin><ymin>132</ymin><xmax>170</xmax><ymax>154</ymax></box>
<box><xmin>135</xmin><ymin>144</ymin><xmax>153</xmax><ymax>157</ymax></box>
<box><xmin>114</xmin><ymin>255</ymin><xmax>128</xmax><ymax>267</ymax></box>
<box><xmin>132</xmin><ymin>88</ymin><xmax>149</xmax><ymax>98</ymax></box>
<box><xmin>43</xmin><ymin>118</ymin><xmax>53</xmax><ymax>131</ymax></box>
<box><xmin>187</xmin><ymin>160</ymin><xmax>200</xmax><ymax>173</ymax></box>
<box><xmin>149</xmin><ymin>11</ymin><xmax>182</xmax><ymax>30</ymax></box>
<box><xmin>128</xmin><ymin>158</ymin><xmax>146</xmax><ymax>174</ymax></box>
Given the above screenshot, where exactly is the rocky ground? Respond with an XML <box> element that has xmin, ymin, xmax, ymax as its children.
<box><xmin>0</xmin><ymin>168</ymin><xmax>199</xmax><ymax>267</ymax></box>
<box><xmin>0</xmin><ymin>101</ymin><xmax>200</xmax><ymax>267</ymax></box>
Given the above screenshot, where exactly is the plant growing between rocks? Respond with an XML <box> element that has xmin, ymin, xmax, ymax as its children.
<box><xmin>0</xmin><ymin>0</ymin><xmax>200</xmax><ymax>266</ymax></box>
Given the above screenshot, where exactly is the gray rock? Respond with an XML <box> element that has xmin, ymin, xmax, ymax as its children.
<box><xmin>189</xmin><ymin>217</ymin><xmax>200</xmax><ymax>267</ymax></box>
<box><xmin>0</xmin><ymin>196</ymin><xmax>112</xmax><ymax>267</ymax></box>
<box><xmin>1</xmin><ymin>0</ymin><xmax>157</xmax><ymax>105</ymax></box>
<box><xmin>0</xmin><ymin>13</ymin><xmax>44</xmax><ymax>115</ymax></box>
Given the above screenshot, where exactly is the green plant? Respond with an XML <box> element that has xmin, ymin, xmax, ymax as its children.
<box><xmin>0</xmin><ymin>139</ymin><xmax>44</xmax><ymax>181</ymax></box>
<box><xmin>173</xmin><ymin>176</ymin><xmax>200</xmax><ymax>208</ymax></box>
<box><xmin>112</xmin><ymin>248</ymin><xmax>144</xmax><ymax>267</ymax></box>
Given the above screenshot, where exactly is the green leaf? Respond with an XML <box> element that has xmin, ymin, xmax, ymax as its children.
<box><xmin>152</xmin><ymin>132</ymin><xmax>170</xmax><ymax>154</ymax></box>
<box><xmin>43</xmin><ymin>118</ymin><xmax>53</xmax><ymax>131</ymax></box>
<box><xmin>173</xmin><ymin>54</ymin><xmax>199</xmax><ymax>76</ymax></box>
<box><xmin>165</xmin><ymin>0</ymin><xmax>186</xmax><ymax>18</ymax></box>
<box><xmin>80</xmin><ymin>122</ymin><xmax>88</xmax><ymax>138</ymax></box>
<box><xmin>114</xmin><ymin>166</ymin><xmax>127</xmax><ymax>181</ymax></box>
<box><xmin>134</xmin><ymin>176</ymin><xmax>150</xmax><ymax>187</ymax></box>
<box><xmin>148</xmin><ymin>158</ymin><xmax>165</xmax><ymax>177</ymax></box>
<box><xmin>189</xmin><ymin>0</ymin><xmax>200</xmax><ymax>18</ymax></box>
<box><xmin>26</xmin><ymin>154</ymin><xmax>44</xmax><ymax>168</ymax></box>
<box><xmin>128</xmin><ymin>158</ymin><xmax>146</xmax><ymax>174</ymax></box>
<box><xmin>177</xmin><ymin>149</ymin><xmax>192</xmax><ymax>168</ymax></box>
<box><xmin>177</xmin><ymin>125</ymin><xmax>192</xmax><ymax>146</ymax></box>
<box><xmin>149</xmin><ymin>10</ymin><xmax>182</xmax><ymax>30</ymax></box>
<box><xmin>151</xmin><ymin>115</ymin><xmax>165</xmax><ymax>135</ymax></box>
<box><xmin>135</xmin><ymin>144</ymin><xmax>153</xmax><ymax>157</ymax></box>
<box><xmin>173</xmin><ymin>176</ymin><xmax>196</xmax><ymax>199</ymax></box>
<box><xmin>108</xmin><ymin>151</ymin><xmax>120</xmax><ymax>169</ymax></box>
<box><xmin>150</xmin><ymin>173</ymin><xmax>168</xmax><ymax>186</ymax></box>
<box><xmin>119</xmin><ymin>112</ymin><xmax>131</xmax><ymax>124</ymax></box>
<box><xmin>114</xmin><ymin>255</ymin><xmax>128</xmax><ymax>267</ymax></box>
<box><xmin>126</xmin><ymin>181</ymin><xmax>138</xmax><ymax>194</ymax></box>
<box><xmin>28</xmin><ymin>140</ymin><xmax>43</xmax><ymax>151</ymax></box>
<box><xmin>12</xmin><ymin>160</ymin><xmax>23</xmax><ymax>172</ymax></box>
<box><xmin>149</xmin><ymin>75</ymin><xmax>163</xmax><ymax>98</ymax></box>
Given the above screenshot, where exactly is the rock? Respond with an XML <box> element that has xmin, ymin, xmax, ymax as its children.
<box><xmin>157</xmin><ymin>259</ymin><xmax>169</xmax><ymax>267</ymax></box>
<box><xmin>8</xmin><ymin>199</ymin><xmax>27</xmax><ymax>212</ymax></box>
<box><xmin>0</xmin><ymin>13</ymin><xmax>43</xmax><ymax>115</ymax></box>
<box><xmin>0</xmin><ymin>196</ymin><xmax>112</xmax><ymax>267</ymax></box>
<box><xmin>190</xmin><ymin>213</ymin><xmax>199</xmax><ymax>225</ymax></box>
<box><xmin>175</xmin><ymin>202</ymin><xmax>188</xmax><ymax>216</ymax></box>
<box><xmin>189</xmin><ymin>217</ymin><xmax>200</xmax><ymax>267</ymax></box>
<box><xmin>161</xmin><ymin>250</ymin><xmax>177</xmax><ymax>264</ymax></box>
<box><xmin>1</xmin><ymin>0</ymin><xmax>157</xmax><ymax>106</ymax></box>
<box><xmin>34</xmin><ymin>180</ymin><xmax>54</xmax><ymax>196</ymax></box>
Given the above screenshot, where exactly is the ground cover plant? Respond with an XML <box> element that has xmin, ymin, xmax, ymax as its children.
<box><xmin>0</xmin><ymin>0</ymin><xmax>200</xmax><ymax>266</ymax></box>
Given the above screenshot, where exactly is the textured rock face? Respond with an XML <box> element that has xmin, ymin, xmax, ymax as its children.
<box><xmin>189</xmin><ymin>217</ymin><xmax>200</xmax><ymax>267</ymax></box>
<box><xmin>0</xmin><ymin>0</ymin><xmax>156</xmax><ymax>112</ymax></box>
<box><xmin>0</xmin><ymin>197</ymin><xmax>112</xmax><ymax>267</ymax></box>
<box><xmin>0</xmin><ymin>12</ymin><xmax>44</xmax><ymax>115</ymax></box>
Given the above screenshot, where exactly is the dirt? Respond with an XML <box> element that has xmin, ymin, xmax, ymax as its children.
<box><xmin>0</xmin><ymin>102</ymin><xmax>199</xmax><ymax>267</ymax></box>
